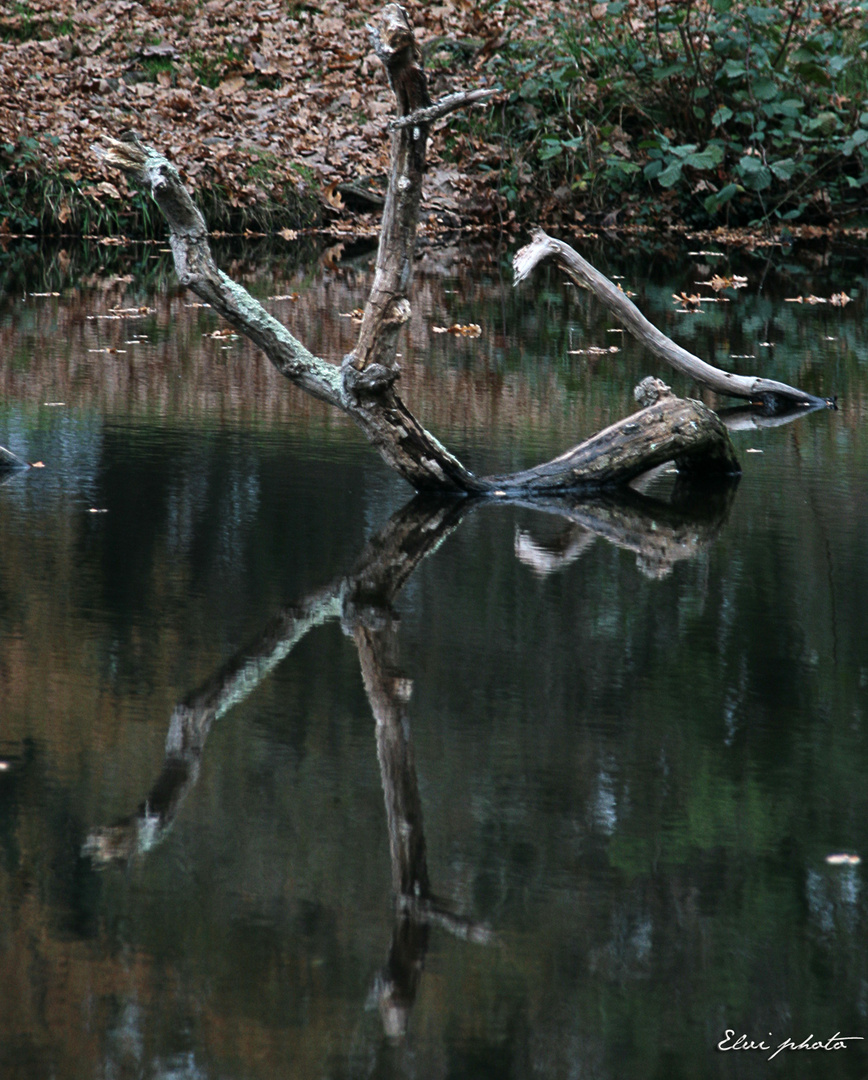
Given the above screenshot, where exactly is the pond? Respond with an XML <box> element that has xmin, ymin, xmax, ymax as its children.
<box><xmin>1</xmin><ymin>233</ymin><xmax>867</xmax><ymax>1079</ymax></box>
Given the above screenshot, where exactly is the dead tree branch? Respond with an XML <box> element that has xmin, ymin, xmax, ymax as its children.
<box><xmin>514</xmin><ymin>229</ymin><xmax>833</xmax><ymax>411</ymax></box>
<box><xmin>92</xmin><ymin>4</ymin><xmax>776</xmax><ymax>496</ymax></box>
<box><xmin>0</xmin><ymin>444</ymin><xmax>29</xmax><ymax>470</ymax></box>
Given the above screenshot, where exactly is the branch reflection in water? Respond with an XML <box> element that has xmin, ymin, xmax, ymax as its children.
<box><xmin>83</xmin><ymin>476</ymin><xmax>739</xmax><ymax>1038</ymax></box>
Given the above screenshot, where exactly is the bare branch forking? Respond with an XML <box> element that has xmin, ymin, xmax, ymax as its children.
<box><xmin>91</xmin><ymin>3</ymin><xmax>835</xmax><ymax>496</ymax></box>
<box><xmin>514</xmin><ymin>229</ymin><xmax>833</xmax><ymax>411</ymax></box>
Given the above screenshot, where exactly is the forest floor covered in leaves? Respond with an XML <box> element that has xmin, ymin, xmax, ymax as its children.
<box><xmin>1</xmin><ymin>0</ymin><xmax>546</xmax><ymax>240</ymax></box>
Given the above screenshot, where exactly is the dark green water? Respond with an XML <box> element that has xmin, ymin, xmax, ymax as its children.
<box><xmin>1</xmin><ymin>236</ymin><xmax>867</xmax><ymax>1078</ymax></box>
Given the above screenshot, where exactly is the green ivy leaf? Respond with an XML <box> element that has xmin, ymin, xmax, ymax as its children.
<box><xmin>770</xmin><ymin>157</ymin><xmax>796</xmax><ymax>180</ymax></box>
<box><xmin>657</xmin><ymin>160</ymin><xmax>684</xmax><ymax>187</ymax></box>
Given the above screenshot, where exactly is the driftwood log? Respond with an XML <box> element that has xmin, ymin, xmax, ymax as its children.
<box><xmin>87</xmin><ymin>1</ymin><xmax>798</xmax><ymax>494</ymax></box>
<box><xmin>87</xmin><ymin>3</ymin><xmax>834</xmax><ymax>497</ymax></box>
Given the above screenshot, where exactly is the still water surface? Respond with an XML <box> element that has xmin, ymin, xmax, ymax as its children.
<box><xmin>1</xmin><ymin>236</ymin><xmax>867</xmax><ymax>1078</ymax></box>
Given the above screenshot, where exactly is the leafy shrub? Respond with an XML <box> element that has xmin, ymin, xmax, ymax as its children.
<box><xmin>480</xmin><ymin>0</ymin><xmax>868</xmax><ymax>226</ymax></box>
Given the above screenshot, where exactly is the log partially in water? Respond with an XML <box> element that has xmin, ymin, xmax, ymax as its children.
<box><xmin>91</xmin><ymin>3</ymin><xmax>821</xmax><ymax>494</ymax></box>
<box><xmin>483</xmin><ymin>392</ymin><xmax>739</xmax><ymax>493</ymax></box>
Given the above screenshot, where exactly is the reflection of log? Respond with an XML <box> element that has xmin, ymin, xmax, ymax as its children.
<box><xmin>351</xmin><ymin>537</ymin><xmax>495</xmax><ymax>1040</ymax></box>
<box><xmin>83</xmin><ymin>480</ymin><xmax>732</xmax><ymax>1044</ymax></box>
<box><xmin>355</xmin><ymin>622</ymin><xmax>430</xmax><ymax>900</ymax></box>
<box><xmin>719</xmin><ymin>401</ymin><xmax>831</xmax><ymax>432</ymax></box>
<box><xmin>83</xmin><ymin>590</ymin><xmax>341</xmax><ymax>862</ymax></box>
<box><xmin>92</xmin><ymin>6</ymin><xmax>756</xmax><ymax>496</ymax></box>
<box><xmin>84</xmin><ymin>478</ymin><xmax>735</xmax><ymax>861</ymax></box>
<box><xmin>513</xmin><ymin>478</ymin><xmax>738</xmax><ymax>579</ymax></box>
<box><xmin>83</xmin><ymin>497</ymin><xmax>464</xmax><ymax>864</ymax></box>
<box><xmin>514</xmin><ymin>229</ymin><xmax>834</xmax><ymax>411</ymax></box>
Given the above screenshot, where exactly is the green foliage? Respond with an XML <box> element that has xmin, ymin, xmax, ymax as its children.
<box><xmin>478</xmin><ymin>0</ymin><xmax>868</xmax><ymax>226</ymax></box>
<box><xmin>189</xmin><ymin>45</ymin><xmax>246</xmax><ymax>89</ymax></box>
<box><xmin>0</xmin><ymin>136</ymin><xmax>161</xmax><ymax>237</ymax></box>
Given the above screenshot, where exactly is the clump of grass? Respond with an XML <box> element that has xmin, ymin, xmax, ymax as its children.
<box><xmin>0</xmin><ymin>136</ymin><xmax>322</xmax><ymax>238</ymax></box>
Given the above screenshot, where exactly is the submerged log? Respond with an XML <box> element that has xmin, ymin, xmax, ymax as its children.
<box><xmin>484</xmin><ymin>393</ymin><xmax>739</xmax><ymax>493</ymax></box>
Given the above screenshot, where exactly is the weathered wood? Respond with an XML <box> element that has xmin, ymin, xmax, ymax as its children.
<box><xmin>91</xmin><ymin>5</ymin><xmax>778</xmax><ymax>496</ymax></box>
<box><xmin>514</xmin><ymin>229</ymin><xmax>833</xmax><ymax>411</ymax></box>
<box><xmin>94</xmin><ymin>130</ymin><xmax>483</xmax><ymax>493</ymax></box>
<box><xmin>483</xmin><ymin>394</ymin><xmax>740</xmax><ymax>492</ymax></box>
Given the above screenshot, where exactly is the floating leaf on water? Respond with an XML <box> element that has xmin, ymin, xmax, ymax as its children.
<box><xmin>673</xmin><ymin>292</ymin><xmax>703</xmax><ymax>311</ymax></box>
<box><xmin>568</xmin><ymin>345</ymin><xmax>620</xmax><ymax>355</ymax></box>
<box><xmin>109</xmin><ymin>306</ymin><xmax>154</xmax><ymax>316</ymax></box>
<box><xmin>825</xmin><ymin>853</ymin><xmax>861</xmax><ymax>866</ymax></box>
<box><xmin>706</xmin><ymin>274</ymin><xmax>732</xmax><ymax>292</ymax></box>
<box><xmin>432</xmin><ymin>324</ymin><xmax>482</xmax><ymax>336</ymax></box>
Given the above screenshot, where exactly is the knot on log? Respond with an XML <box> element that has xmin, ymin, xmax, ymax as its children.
<box><xmin>385</xmin><ymin>297</ymin><xmax>412</xmax><ymax>326</ymax></box>
<box><xmin>342</xmin><ymin>360</ymin><xmax>401</xmax><ymax>402</ymax></box>
<box><xmin>634</xmin><ymin>376</ymin><xmax>672</xmax><ymax>408</ymax></box>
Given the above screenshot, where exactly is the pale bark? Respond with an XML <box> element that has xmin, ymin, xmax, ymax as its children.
<box><xmin>92</xmin><ymin>4</ymin><xmax>757</xmax><ymax>496</ymax></box>
<box><xmin>514</xmin><ymin>230</ymin><xmax>833</xmax><ymax>411</ymax></box>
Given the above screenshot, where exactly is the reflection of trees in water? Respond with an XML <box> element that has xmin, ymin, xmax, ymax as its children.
<box><xmin>84</xmin><ymin>480</ymin><xmax>736</xmax><ymax>1049</ymax></box>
